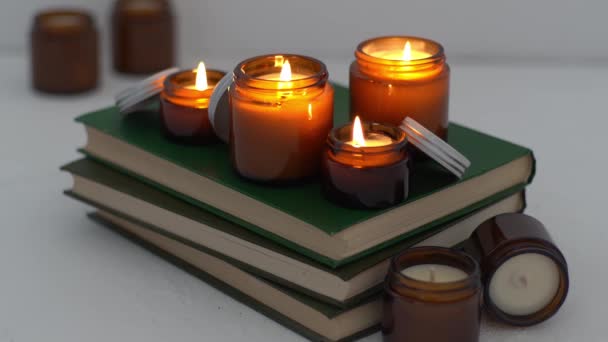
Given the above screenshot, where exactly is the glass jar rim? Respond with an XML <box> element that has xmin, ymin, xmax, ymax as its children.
<box><xmin>233</xmin><ymin>54</ymin><xmax>329</xmax><ymax>90</ymax></box>
<box><xmin>389</xmin><ymin>246</ymin><xmax>481</xmax><ymax>293</ymax></box>
<box><xmin>163</xmin><ymin>68</ymin><xmax>225</xmax><ymax>98</ymax></box>
<box><xmin>327</xmin><ymin>121</ymin><xmax>407</xmax><ymax>155</ymax></box>
<box><xmin>356</xmin><ymin>35</ymin><xmax>445</xmax><ymax>66</ymax></box>
<box><xmin>34</xmin><ymin>10</ymin><xmax>95</xmax><ymax>34</ymax></box>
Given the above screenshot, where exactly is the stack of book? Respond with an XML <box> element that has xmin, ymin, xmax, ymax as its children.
<box><xmin>62</xmin><ymin>85</ymin><xmax>535</xmax><ymax>341</ymax></box>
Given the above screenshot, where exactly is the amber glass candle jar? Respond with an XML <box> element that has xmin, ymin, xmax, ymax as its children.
<box><xmin>160</xmin><ymin>65</ymin><xmax>225</xmax><ymax>144</ymax></box>
<box><xmin>31</xmin><ymin>10</ymin><xmax>98</xmax><ymax>93</ymax></box>
<box><xmin>322</xmin><ymin>118</ymin><xmax>408</xmax><ymax>209</ymax></box>
<box><xmin>230</xmin><ymin>54</ymin><xmax>334</xmax><ymax>183</ymax></box>
<box><xmin>350</xmin><ymin>36</ymin><xmax>449</xmax><ymax>139</ymax></box>
<box><xmin>466</xmin><ymin>213</ymin><xmax>569</xmax><ymax>326</ymax></box>
<box><xmin>383</xmin><ymin>247</ymin><xmax>482</xmax><ymax>342</ymax></box>
<box><xmin>112</xmin><ymin>0</ymin><xmax>174</xmax><ymax>74</ymax></box>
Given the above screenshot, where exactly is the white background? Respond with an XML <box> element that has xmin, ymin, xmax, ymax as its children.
<box><xmin>0</xmin><ymin>1</ymin><xmax>607</xmax><ymax>342</ymax></box>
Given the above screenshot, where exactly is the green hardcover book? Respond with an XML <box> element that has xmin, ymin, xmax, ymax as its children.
<box><xmin>62</xmin><ymin>158</ymin><xmax>525</xmax><ymax>307</ymax></box>
<box><xmin>88</xmin><ymin>211</ymin><xmax>382</xmax><ymax>342</ymax></box>
<box><xmin>75</xmin><ymin>84</ymin><xmax>535</xmax><ymax>267</ymax></box>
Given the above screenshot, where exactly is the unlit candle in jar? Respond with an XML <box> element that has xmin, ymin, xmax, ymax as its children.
<box><xmin>489</xmin><ymin>253</ymin><xmax>561</xmax><ymax>316</ymax></box>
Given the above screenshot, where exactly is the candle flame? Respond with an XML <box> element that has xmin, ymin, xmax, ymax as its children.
<box><xmin>279</xmin><ymin>60</ymin><xmax>292</xmax><ymax>81</ymax></box>
<box><xmin>403</xmin><ymin>41</ymin><xmax>412</xmax><ymax>61</ymax></box>
<box><xmin>194</xmin><ymin>61</ymin><xmax>208</xmax><ymax>91</ymax></box>
<box><xmin>352</xmin><ymin>116</ymin><xmax>366</xmax><ymax>147</ymax></box>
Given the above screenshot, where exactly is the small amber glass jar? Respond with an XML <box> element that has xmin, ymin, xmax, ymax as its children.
<box><xmin>466</xmin><ymin>213</ymin><xmax>569</xmax><ymax>326</ymax></box>
<box><xmin>160</xmin><ymin>69</ymin><xmax>226</xmax><ymax>144</ymax></box>
<box><xmin>31</xmin><ymin>10</ymin><xmax>98</xmax><ymax>93</ymax></box>
<box><xmin>350</xmin><ymin>36</ymin><xmax>449</xmax><ymax>139</ymax></box>
<box><xmin>112</xmin><ymin>0</ymin><xmax>174</xmax><ymax>74</ymax></box>
<box><xmin>383</xmin><ymin>247</ymin><xmax>482</xmax><ymax>342</ymax></box>
<box><xmin>322</xmin><ymin>122</ymin><xmax>408</xmax><ymax>209</ymax></box>
<box><xmin>230</xmin><ymin>54</ymin><xmax>334</xmax><ymax>183</ymax></box>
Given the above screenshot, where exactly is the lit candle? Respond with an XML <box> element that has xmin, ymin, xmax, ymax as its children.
<box><xmin>160</xmin><ymin>61</ymin><xmax>226</xmax><ymax>144</ymax></box>
<box><xmin>346</xmin><ymin>116</ymin><xmax>394</xmax><ymax>147</ymax></box>
<box><xmin>350</xmin><ymin>36</ymin><xmax>450</xmax><ymax>139</ymax></box>
<box><xmin>467</xmin><ymin>213</ymin><xmax>569</xmax><ymax>326</ymax></box>
<box><xmin>322</xmin><ymin>117</ymin><xmax>408</xmax><ymax>209</ymax></box>
<box><xmin>383</xmin><ymin>247</ymin><xmax>482</xmax><ymax>342</ymax></box>
<box><xmin>230</xmin><ymin>54</ymin><xmax>334</xmax><ymax>183</ymax></box>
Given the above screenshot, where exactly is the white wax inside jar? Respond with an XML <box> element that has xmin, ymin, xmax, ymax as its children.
<box><xmin>401</xmin><ymin>264</ymin><xmax>468</xmax><ymax>283</ymax></box>
<box><xmin>346</xmin><ymin>132</ymin><xmax>393</xmax><ymax>147</ymax></box>
<box><xmin>489</xmin><ymin>253</ymin><xmax>560</xmax><ymax>316</ymax></box>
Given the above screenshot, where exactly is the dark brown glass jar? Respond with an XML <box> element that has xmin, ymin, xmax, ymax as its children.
<box><xmin>466</xmin><ymin>213</ymin><xmax>569</xmax><ymax>326</ymax></box>
<box><xmin>350</xmin><ymin>36</ymin><xmax>449</xmax><ymax>139</ymax></box>
<box><xmin>160</xmin><ymin>68</ymin><xmax>226</xmax><ymax>144</ymax></box>
<box><xmin>112</xmin><ymin>0</ymin><xmax>174</xmax><ymax>74</ymax></box>
<box><xmin>322</xmin><ymin>121</ymin><xmax>408</xmax><ymax>209</ymax></box>
<box><xmin>383</xmin><ymin>247</ymin><xmax>482</xmax><ymax>342</ymax></box>
<box><xmin>31</xmin><ymin>10</ymin><xmax>98</xmax><ymax>93</ymax></box>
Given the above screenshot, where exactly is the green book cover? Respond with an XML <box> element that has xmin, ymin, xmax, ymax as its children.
<box><xmin>88</xmin><ymin>212</ymin><xmax>380</xmax><ymax>342</ymax></box>
<box><xmin>62</xmin><ymin>158</ymin><xmax>525</xmax><ymax>307</ymax></box>
<box><xmin>74</xmin><ymin>84</ymin><xmax>535</xmax><ymax>267</ymax></box>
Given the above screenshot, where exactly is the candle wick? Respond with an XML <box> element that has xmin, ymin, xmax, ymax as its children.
<box><xmin>510</xmin><ymin>274</ymin><xmax>529</xmax><ymax>289</ymax></box>
<box><xmin>429</xmin><ymin>267</ymin><xmax>436</xmax><ymax>282</ymax></box>
<box><xmin>519</xmin><ymin>276</ymin><xmax>528</xmax><ymax>288</ymax></box>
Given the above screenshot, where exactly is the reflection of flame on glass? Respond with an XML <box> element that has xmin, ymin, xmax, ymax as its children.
<box><xmin>402</xmin><ymin>41</ymin><xmax>412</xmax><ymax>61</ymax></box>
<box><xmin>279</xmin><ymin>60</ymin><xmax>292</xmax><ymax>81</ymax></box>
<box><xmin>274</xmin><ymin>55</ymin><xmax>285</xmax><ymax>67</ymax></box>
<box><xmin>194</xmin><ymin>61</ymin><xmax>208</xmax><ymax>90</ymax></box>
<box><xmin>307</xmin><ymin>103</ymin><xmax>313</xmax><ymax>120</ymax></box>
<box><xmin>352</xmin><ymin>116</ymin><xmax>366</xmax><ymax>147</ymax></box>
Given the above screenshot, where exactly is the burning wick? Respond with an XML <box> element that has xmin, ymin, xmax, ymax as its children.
<box><xmin>194</xmin><ymin>61</ymin><xmax>208</xmax><ymax>91</ymax></box>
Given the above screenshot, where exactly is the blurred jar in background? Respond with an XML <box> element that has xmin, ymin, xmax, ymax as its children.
<box><xmin>112</xmin><ymin>0</ymin><xmax>175</xmax><ymax>74</ymax></box>
<box><xmin>31</xmin><ymin>9</ymin><xmax>99</xmax><ymax>93</ymax></box>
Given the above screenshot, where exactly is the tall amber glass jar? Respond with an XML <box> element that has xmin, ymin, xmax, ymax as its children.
<box><xmin>383</xmin><ymin>247</ymin><xmax>481</xmax><ymax>342</ymax></box>
<box><xmin>112</xmin><ymin>0</ymin><xmax>174</xmax><ymax>74</ymax></box>
<box><xmin>230</xmin><ymin>54</ymin><xmax>334</xmax><ymax>183</ymax></box>
<box><xmin>350</xmin><ymin>36</ymin><xmax>449</xmax><ymax>139</ymax></box>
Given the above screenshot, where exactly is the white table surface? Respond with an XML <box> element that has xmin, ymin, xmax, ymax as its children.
<box><xmin>0</xmin><ymin>55</ymin><xmax>605</xmax><ymax>342</ymax></box>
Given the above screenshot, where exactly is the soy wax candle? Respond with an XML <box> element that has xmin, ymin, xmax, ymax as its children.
<box><xmin>383</xmin><ymin>247</ymin><xmax>481</xmax><ymax>342</ymax></box>
<box><xmin>322</xmin><ymin>117</ymin><xmax>408</xmax><ymax>209</ymax></box>
<box><xmin>160</xmin><ymin>62</ymin><xmax>225</xmax><ymax>144</ymax></box>
<box><xmin>230</xmin><ymin>54</ymin><xmax>334</xmax><ymax>183</ymax></box>
<box><xmin>350</xmin><ymin>36</ymin><xmax>449</xmax><ymax>139</ymax></box>
<box><xmin>466</xmin><ymin>213</ymin><xmax>569</xmax><ymax>326</ymax></box>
